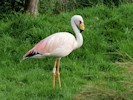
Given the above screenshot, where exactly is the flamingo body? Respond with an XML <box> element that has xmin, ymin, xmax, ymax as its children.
<box><xmin>23</xmin><ymin>32</ymin><xmax>77</xmax><ymax>59</ymax></box>
<box><xmin>23</xmin><ymin>15</ymin><xmax>85</xmax><ymax>88</ymax></box>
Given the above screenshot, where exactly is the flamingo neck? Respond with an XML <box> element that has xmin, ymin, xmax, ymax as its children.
<box><xmin>71</xmin><ymin>19</ymin><xmax>83</xmax><ymax>49</ymax></box>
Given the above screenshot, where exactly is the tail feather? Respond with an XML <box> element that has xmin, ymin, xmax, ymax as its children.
<box><xmin>23</xmin><ymin>49</ymin><xmax>40</xmax><ymax>59</ymax></box>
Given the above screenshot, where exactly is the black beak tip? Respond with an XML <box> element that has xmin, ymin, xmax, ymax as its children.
<box><xmin>80</xmin><ymin>29</ymin><xmax>84</xmax><ymax>33</ymax></box>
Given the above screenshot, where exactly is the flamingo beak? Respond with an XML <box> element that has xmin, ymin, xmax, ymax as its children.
<box><xmin>80</xmin><ymin>23</ymin><xmax>85</xmax><ymax>33</ymax></box>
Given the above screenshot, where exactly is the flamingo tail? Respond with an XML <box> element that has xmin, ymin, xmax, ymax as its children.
<box><xmin>23</xmin><ymin>49</ymin><xmax>40</xmax><ymax>60</ymax></box>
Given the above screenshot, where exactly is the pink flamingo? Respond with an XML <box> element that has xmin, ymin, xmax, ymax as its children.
<box><xmin>23</xmin><ymin>15</ymin><xmax>85</xmax><ymax>88</ymax></box>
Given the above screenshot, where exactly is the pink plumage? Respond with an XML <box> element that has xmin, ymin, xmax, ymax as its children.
<box><xmin>23</xmin><ymin>32</ymin><xmax>76</xmax><ymax>59</ymax></box>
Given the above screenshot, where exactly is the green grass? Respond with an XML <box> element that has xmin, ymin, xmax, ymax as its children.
<box><xmin>0</xmin><ymin>4</ymin><xmax>133</xmax><ymax>99</ymax></box>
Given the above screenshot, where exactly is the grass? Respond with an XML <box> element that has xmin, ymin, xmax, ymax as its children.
<box><xmin>0</xmin><ymin>3</ymin><xmax>133</xmax><ymax>99</ymax></box>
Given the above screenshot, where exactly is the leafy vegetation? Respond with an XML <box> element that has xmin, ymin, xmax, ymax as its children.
<box><xmin>0</xmin><ymin>3</ymin><xmax>133</xmax><ymax>99</ymax></box>
<box><xmin>1</xmin><ymin>0</ymin><xmax>133</xmax><ymax>14</ymax></box>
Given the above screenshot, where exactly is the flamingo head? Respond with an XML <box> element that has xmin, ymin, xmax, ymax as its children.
<box><xmin>71</xmin><ymin>15</ymin><xmax>85</xmax><ymax>32</ymax></box>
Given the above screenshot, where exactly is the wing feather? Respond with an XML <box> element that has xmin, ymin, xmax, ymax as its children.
<box><xmin>23</xmin><ymin>32</ymin><xmax>76</xmax><ymax>59</ymax></box>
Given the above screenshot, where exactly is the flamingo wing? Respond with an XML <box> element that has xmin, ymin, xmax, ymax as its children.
<box><xmin>23</xmin><ymin>32</ymin><xmax>76</xmax><ymax>59</ymax></box>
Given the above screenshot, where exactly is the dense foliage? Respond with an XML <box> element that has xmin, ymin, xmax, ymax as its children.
<box><xmin>0</xmin><ymin>0</ymin><xmax>24</xmax><ymax>12</ymax></box>
<box><xmin>0</xmin><ymin>0</ymin><xmax>133</xmax><ymax>14</ymax></box>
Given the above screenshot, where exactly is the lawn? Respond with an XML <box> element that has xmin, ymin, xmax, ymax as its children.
<box><xmin>0</xmin><ymin>4</ymin><xmax>133</xmax><ymax>99</ymax></box>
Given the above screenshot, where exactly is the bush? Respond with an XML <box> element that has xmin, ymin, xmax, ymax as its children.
<box><xmin>1</xmin><ymin>0</ymin><xmax>133</xmax><ymax>14</ymax></box>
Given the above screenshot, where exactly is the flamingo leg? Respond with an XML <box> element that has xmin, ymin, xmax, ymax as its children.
<box><xmin>57</xmin><ymin>58</ymin><xmax>61</xmax><ymax>88</ymax></box>
<box><xmin>52</xmin><ymin>59</ymin><xmax>57</xmax><ymax>88</ymax></box>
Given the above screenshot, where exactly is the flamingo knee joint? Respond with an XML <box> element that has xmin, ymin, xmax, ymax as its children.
<box><xmin>52</xmin><ymin>68</ymin><xmax>56</xmax><ymax>75</ymax></box>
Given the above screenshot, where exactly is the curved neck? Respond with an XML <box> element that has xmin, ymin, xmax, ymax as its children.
<box><xmin>71</xmin><ymin>19</ymin><xmax>83</xmax><ymax>48</ymax></box>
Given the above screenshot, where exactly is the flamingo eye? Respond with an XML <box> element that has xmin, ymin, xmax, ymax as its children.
<box><xmin>80</xmin><ymin>21</ymin><xmax>82</xmax><ymax>24</ymax></box>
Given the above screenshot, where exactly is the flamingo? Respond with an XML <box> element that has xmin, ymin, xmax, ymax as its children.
<box><xmin>23</xmin><ymin>15</ymin><xmax>85</xmax><ymax>88</ymax></box>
